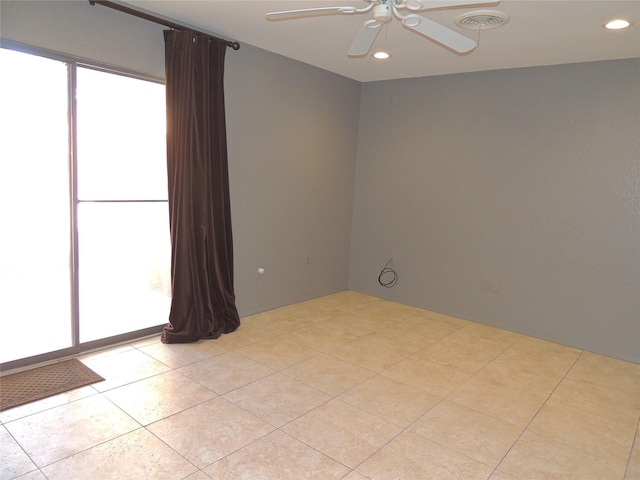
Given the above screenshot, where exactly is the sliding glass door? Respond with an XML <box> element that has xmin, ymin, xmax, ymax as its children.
<box><xmin>0</xmin><ymin>47</ymin><xmax>170</xmax><ymax>365</ymax></box>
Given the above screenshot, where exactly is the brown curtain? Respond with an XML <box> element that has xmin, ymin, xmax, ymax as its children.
<box><xmin>161</xmin><ymin>29</ymin><xmax>240</xmax><ymax>343</ymax></box>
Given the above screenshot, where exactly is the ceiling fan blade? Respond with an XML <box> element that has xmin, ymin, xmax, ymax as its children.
<box><xmin>402</xmin><ymin>14</ymin><xmax>476</xmax><ymax>53</ymax></box>
<box><xmin>348</xmin><ymin>19</ymin><xmax>383</xmax><ymax>56</ymax></box>
<box><xmin>404</xmin><ymin>0</ymin><xmax>499</xmax><ymax>11</ymax></box>
<box><xmin>266</xmin><ymin>6</ymin><xmax>358</xmax><ymax>20</ymax></box>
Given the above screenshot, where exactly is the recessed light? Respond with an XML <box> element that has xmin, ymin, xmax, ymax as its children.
<box><xmin>373</xmin><ymin>51</ymin><xmax>390</xmax><ymax>59</ymax></box>
<box><xmin>604</xmin><ymin>19</ymin><xmax>632</xmax><ymax>30</ymax></box>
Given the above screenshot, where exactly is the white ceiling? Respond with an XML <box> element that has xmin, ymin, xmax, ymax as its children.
<box><xmin>124</xmin><ymin>0</ymin><xmax>640</xmax><ymax>82</ymax></box>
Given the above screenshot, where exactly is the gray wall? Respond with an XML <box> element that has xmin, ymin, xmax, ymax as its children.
<box><xmin>348</xmin><ymin>60</ymin><xmax>640</xmax><ymax>363</ymax></box>
<box><xmin>225</xmin><ymin>45</ymin><xmax>359</xmax><ymax>315</ymax></box>
<box><xmin>1</xmin><ymin>0</ymin><xmax>360</xmax><ymax>318</ymax></box>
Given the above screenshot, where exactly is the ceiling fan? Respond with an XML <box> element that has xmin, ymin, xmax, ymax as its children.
<box><xmin>266</xmin><ymin>0</ymin><xmax>499</xmax><ymax>56</ymax></box>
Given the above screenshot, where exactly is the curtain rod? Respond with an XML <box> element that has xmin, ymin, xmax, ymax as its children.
<box><xmin>89</xmin><ymin>1</ymin><xmax>240</xmax><ymax>50</ymax></box>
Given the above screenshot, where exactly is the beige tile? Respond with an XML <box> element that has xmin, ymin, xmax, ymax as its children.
<box><xmin>41</xmin><ymin>428</ymin><xmax>197</xmax><ymax>479</ymax></box>
<box><xmin>306</xmin><ymin>291</ymin><xmax>379</xmax><ymax>315</ymax></box>
<box><xmin>547</xmin><ymin>377</ymin><xmax>640</xmax><ymax>425</ymax></box>
<box><xmin>513</xmin><ymin>335</ymin><xmax>583</xmax><ymax>355</ymax></box>
<box><xmin>350</xmin><ymin>304</ymin><xmax>408</xmax><ymax>328</ymax></box>
<box><xmin>103</xmin><ymin>370</ymin><xmax>217</xmax><ymax>425</ymax></box>
<box><xmin>0</xmin><ymin>385</ymin><xmax>98</xmax><ymax>424</ymax></box>
<box><xmin>327</xmin><ymin>336</ymin><xmax>408</xmax><ymax>372</ymax></box>
<box><xmin>489</xmin><ymin>471</ymin><xmax>519</xmax><ymax>480</ymax></box>
<box><xmin>528</xmin><ymin>402</ymin><xmax>635</xmax><ymax>472</ymax></box>
<box><xmin>177</xmin><ymin>351</ymin><xmax>274</xmax><ymax>394</ymax></box>
<box><xmin>320</xmin><ymin>312</ymin><xmax>393</xmax><ymax>338</ymax></box>
<box><xmin>277</xmin><ymin>299</ymin><xmax>336</xmax><ymax>323</ymax></box>
<box><xmin>236</xmin><ymin>335</ymin><xmax>321</xmax><ymax>370</ymax></box>
<box><xmin>278</xmin><ymin>296</ymin><xmax>350</xmax><ymax>318</ymax></box>
<box><xmin>498</xmin><ymin>336</ymin><xmax>582</xmax><ymax>377</ymax></box>
<box><xmin>565</xmin><ymin>351</ymin><xmax>640</xmax><ymax>398</ymax></box>
<box><xmin>282</xmin><ymin>353</ymin><xmax>375</xmax><ymax>396</ymax></box>
<box><xmin>382</xmin><ymin>355</ymin><xmax>473</xmax><ymax>397</ymax></box>
<box><xmin>448</xmin><ymin>375</ymin><xmax>549</xmax><ymax>427</ymax></box>
<box><xmin>285</xmin><ymin>324</ymin><xmax>359</xmax><ymax>353</ymax></box>
<box><xmin>413</xmin><ymin>339</ymin><xmax>503</xmax><ymax>374</ymax></box>
<box><xmin>138</xmin><ymin>339</ymin><xmax>228</xmax><ymax>368</ymax></box>
<box><xmin>147</xmin><ymin>397</ymin><xmax>274</xmax><ymax>469</ymax></box>
<box><xmin>183</xmin><ymin>471</ymin><xmax>214</xmax><ymax>480</ymax></box>
<box><xmin>214</xmin><ymin>323</ymin><xmax>277</xmax><ymax>350</ymax></box>
<box><xmin>4</xmin><ymin>395</ymin><xmax>139</xmax><ymax>467</ymax></box>
<box><xmin>473</xmin><ymin>356</ymin><xmax>564</xmax><ymax>396</ymax></box>
<box><xmin>223</xmin><ymin>373</ymin><xmax>331</xmax><ymax>427</ymax></box>
<box><xmin>242</xmin><ymin>308</ymin><xmax>313</xmax><ymax>335</ymax></box>
<box><xmin>363</xmin><ymin>299</ymin><xmax>440</xmax><ymax>322</ymax></box>
<box><xmin>419</xmin><ymin>310</ymin><xmax>470</xmax><ymax>329</ymax></box>
<box><xmin>356</xmin><ymin>430</ymin><xmax>493</xmax><ymax>480</ymax></box>
<box><xmin>394</xmin><ymin>315</ymin><xmax>466</xmax><ymax>344</ymax></box>
<box><xmin>282</xmin><ymin>399</ymin><xmax>402</xmax><ymax>468</ymax></box>
<box><xmin>1</xmin><ymin>424</ymin><xmax>37</xmax><ymax>479</ymax></box>
<box><xmin>410</xmin><ymin>401</ymin><xmax>523</xmax><ymax>467</ymax></box>
<box><xmin>626</xmin><ymin>428</ymin><xmax>640</xmax><ymax>480</ymax></box>
<box><xmin>362</xmin><ymin>326</ymin><xmax>439</xmax><ymax>354</ymax></box>
<box><xmin>339</xmin><ymin>375</ymin><xmax>440</xmax><ymax>427</ymax></box>
<box><xmin>499</xmin><ymin>430</ymin><xmax>620</xmax><ymax>480</ymax></box>
<box><xmin>457</xmin><ymin>322</ymin><xmax>521</xmax><ymax>345</ymax></box>
<box><xmin>11</xmin><ymin>470</ymin><xmax>47</xmax><ymax>480</ymax></box>
<box><xmin>81</xmin><ymin>348</ymin><xmax>171</xmax><ymax>392</ymax></box>
<box><xmin>414</xmin><ymin>323</ymin><xmax>520</xmax><ymax>373</ymax></box>
<box><xmin>342</xmin><ymin>472</ymin><xmax>371</xmax><ymax>480</ymax></box>
<box><xmin>204</xmin><ymin>430</ymin><xmax>350</xmax><ymax>479</ymax></box>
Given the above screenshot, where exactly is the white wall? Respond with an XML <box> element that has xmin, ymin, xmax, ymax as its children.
<box><xmin>1</xmin><ymin>0</ymin><xmax>361</xmax><ymax>318</ymax></box>
<box><xmin>349</xmin><ymin>60</ymin><xmax>640</xmax><ymax>363</ymax></box>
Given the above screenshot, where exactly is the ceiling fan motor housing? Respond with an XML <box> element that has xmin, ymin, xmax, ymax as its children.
<box><xmin>373</xmin><ymin>3</ymin><xmax>392</xmax><ymax>22</ymax></box>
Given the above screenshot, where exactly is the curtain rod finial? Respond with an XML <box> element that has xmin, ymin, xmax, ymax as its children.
<box><xmin>230</xmin><ymin>42</ymin><xmax>240</xmax><ymax>50</ymax></box>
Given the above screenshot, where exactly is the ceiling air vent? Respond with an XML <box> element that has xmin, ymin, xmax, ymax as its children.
<box><xmin>455</xmin><ymin>10</ymin><xmax>510</xmax><ymax>30</ymax></box>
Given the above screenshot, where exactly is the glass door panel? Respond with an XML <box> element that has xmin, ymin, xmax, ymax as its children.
<box><xmin>77</xmin><ymin>202</ymin><xmax>170</xmax><ymax>343</ymax></box>
<box><xmin>75</xmin><ymin>66</ymin><xmax>169</xmax><ymax>342</ymax></box>
<box><xmin>0</xmin><ymin>49</ymin><xmax>72</xmax><ymax>363</ymax></box>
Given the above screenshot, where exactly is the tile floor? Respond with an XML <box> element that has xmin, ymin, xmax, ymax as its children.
<box><xmin>1</xmin><ymin>291</ymin><xmax>639</xmax><ymax>480</ymax></box>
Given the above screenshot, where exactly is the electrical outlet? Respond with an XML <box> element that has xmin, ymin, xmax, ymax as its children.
<box><xmin>491</xmin><ymin>280</ymin><xmax>500</xmax><ymax>293</ymax></box>
<box><xmin>304</xmin><ymin>253</ymin><xmax>311</xmax><ymax>264</ymax></box>
<box><xmin>482</xmin><ymin>277</ymin><xmax>491</xmax><ymax>291</ymax></box>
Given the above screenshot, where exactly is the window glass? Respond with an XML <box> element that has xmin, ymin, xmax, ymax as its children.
<box><xmin>76</xmin><ymin>67</ymin><xmax>167</xmax><ymax>201</ymax></box>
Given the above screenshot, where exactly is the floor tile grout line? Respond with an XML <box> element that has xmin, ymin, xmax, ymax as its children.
<box><xmin>491</xmin><ymin>349</ymin><xmax>586</xmax><ymax>477</ymax></box>
<box><xmin>623</xmin><ymin>416</ymin><xmax>640</xmax><ymax>480</ymax></box>
<box><xmin>2</xmin><ymin>422</ymin><xmax>41</xmax><ymax>478</ymax></box>
<box><xmin>142</xmin><ymin>422</ymin><xmax>202</xmax><ymax>477</ymax></box>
